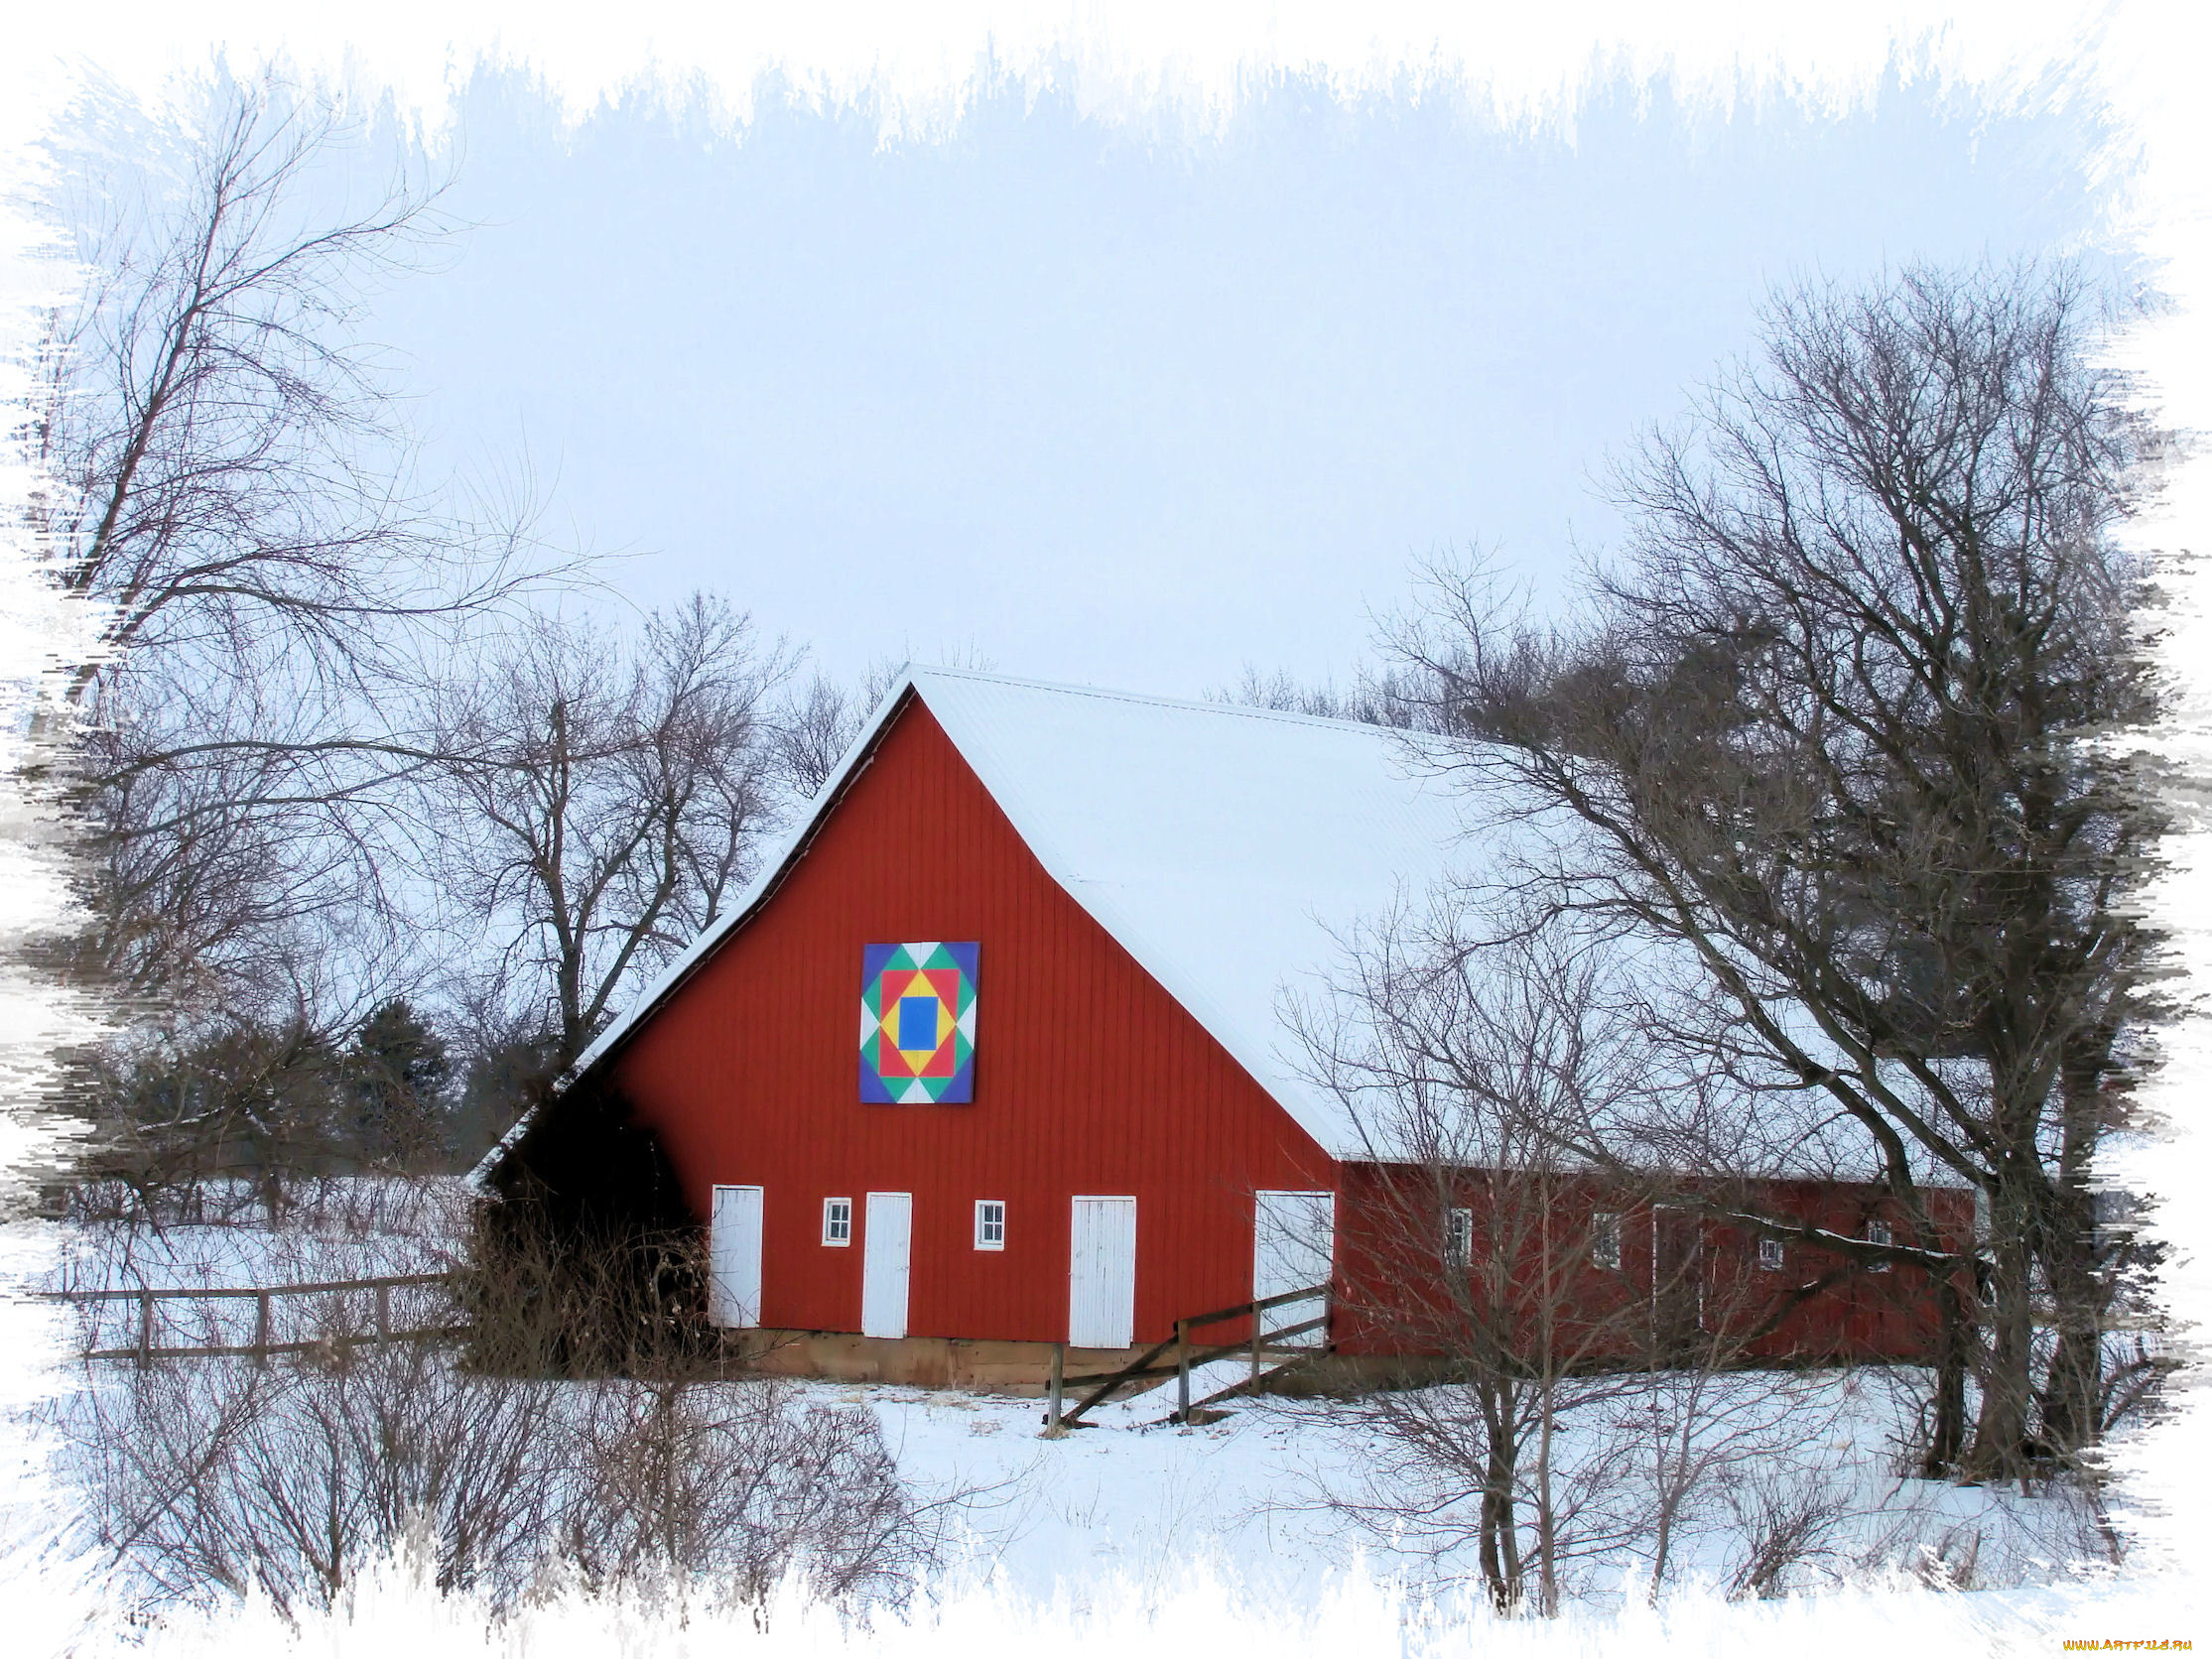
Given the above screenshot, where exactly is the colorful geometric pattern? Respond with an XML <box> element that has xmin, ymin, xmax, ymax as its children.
<box><xmin>859</xmin><ymin>942</ymin><xmax>978</xmax><ymax>1103</ymax></box>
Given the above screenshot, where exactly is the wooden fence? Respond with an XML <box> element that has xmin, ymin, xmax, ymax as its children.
<box><xmin>1045</xmin><ymin>1281</ymin><xmax>1332</xmax><ymax>1431</ymax></box>
<box><xmin>33</xmin><ymin>1273</ymin><xmax>468</xmax><ymax>1366</ymax></box>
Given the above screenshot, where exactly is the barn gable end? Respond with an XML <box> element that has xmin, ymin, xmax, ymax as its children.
<box><xmin>599</xmin><ymin>693</ymin><xmax>1339</xmax><ymax>1347</ymax></box>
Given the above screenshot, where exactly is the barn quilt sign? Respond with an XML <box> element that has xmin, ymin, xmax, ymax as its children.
<box><xmin>859</xmin><ymin>942</ymin><xmax>977</xmax><ymax>1103</ymax></box>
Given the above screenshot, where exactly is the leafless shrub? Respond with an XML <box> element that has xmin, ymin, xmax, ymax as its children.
<box><xmin>1835</xmin><ymin>1468</ymin><xmax>2117</xmax><ymax>1593</ymax></box>
<box><xmin>50</xmin><ymin>1340</ymin><xmax>931</xmax><ymax>1621</ymax></box>
<box><xmin>459</xmin><ymin>1179</ymin><xmax>710</xmax><ymax>1380</ymax></box>
<box><xmin>560</xmin><ymin>1377</ymin><xmax>924</xmax><ymax>1607</ymax></box>
<box><xmin>45</xmin><ymin>1172</ymin><xmax>929</xmax><ymax>1621</ymax></box>
<box><xmin>1721</xmin><ymin>1458</ymin><xmax>1856</xmax><ymax>1598</ymax></box>
<box><xmin>52</xmin><ymin>1342</ymin><xmax>558</xmax><ymax>1615</ymax></box>
<box><xmin>1598</xmin><ymin>1364</ymin><xmax>1851</xmax><ymax>1596</ymax></box>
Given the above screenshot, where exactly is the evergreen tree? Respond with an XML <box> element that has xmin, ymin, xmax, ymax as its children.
<box><xmin>346</xmin><ymin>999</ymin><xmax>454</xmax><ymax>1171</ymax></box>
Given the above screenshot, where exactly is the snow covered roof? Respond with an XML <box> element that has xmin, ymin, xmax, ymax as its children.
<box><xmin>546</xmin><ymin>666</ymin><xmax>1489</xmax><ymax>1163</ymax></box>
<box><xmin>469</xmin><ymin>664</ymin><xmax>1969</xmax><ymax>1192</ymax></box>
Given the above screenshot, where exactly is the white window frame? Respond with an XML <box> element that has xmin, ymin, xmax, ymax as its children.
<box><xmin>823</xmin><ymin>1197</ymin><xmax>852</xmax><ymax>1246</ymax></box>
<box><xmin>1592</xmin><ymin>1212</ymin><xmax>1623</xmax><ymax>1271</ymax></box>
<box><xmin>1866</xmin><ymin>1220</ymin><xmax>1891</xmax><ymax>1270</ymax></box>
<box><xmin>975</xmin><ymin>1199</ymin><xmax>1006</xmax><ymax>1250</ymax></box>
<box><xmin>1444</xmin><ymin>1207</ymin><xmax>1473</xmax><ymax>1267</ymax></box>
<box><xmin>1758</xmin><ymin>1237</ymin><xmax>1786</xmax><ymax>1272</ymax></box>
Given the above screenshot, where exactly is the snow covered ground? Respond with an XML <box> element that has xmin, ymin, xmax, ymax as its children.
<box><xmin>858</xmin><ymin>1365</ymin><xmax>2127</xmax><ymax>1609</ymax></box>
<box><xmin>4</xmin><ymin>1199</ymin><xmax>2187</xmax><ymax>1651</ymax></box>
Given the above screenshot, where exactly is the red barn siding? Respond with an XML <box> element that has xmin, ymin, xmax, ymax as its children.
<box><xmin>1332</xmin><ymin>1165</ymin><xmax>1973</xmax><ymax>1365</ymax></box>
<box><xmin>583</xmin><ymin>690</ymin><xmax>1967</xmax><ymax>1370</ymax></box>
<box><xmin>602</xmin><ymin>696</ymin><xmax>1339</xmax><ymax>1345</ymax></box>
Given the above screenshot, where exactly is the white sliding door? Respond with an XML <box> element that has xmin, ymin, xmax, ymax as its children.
<box><xmin>861</xmin><ymin>1192</ymin><xmax>913</xmax><ymax>1339</ymax></box>
<box><xmin>709</xmin><ymin>1184</ymin><xmax>764</xmax><ymax>1329</ymax></box>
<box><xmin>1253</xmin><ymin>1190</ymin><xmax>1335</xmax><ymax>1347</ymax></box>
<box><xmin>1069</xmin><ymin>1196</ymin><xmax>1137</xmax><ymax>1348</ymax></box>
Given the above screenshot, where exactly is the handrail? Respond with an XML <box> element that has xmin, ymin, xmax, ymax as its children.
<box><xmin>1170</xmin><ymin>1282</ymin><xmax>1333</xmax><ymax>1334</ymax></box>
<box><xmin>1058</xmin><ymin>1316</ymin><xmax>1330</xmax><ymax>1390</ymax></box>
<box><xmin>1048</xmin><ymin>1282</ymin><xmax>1330</xmax><ymax>1431</ymax></box>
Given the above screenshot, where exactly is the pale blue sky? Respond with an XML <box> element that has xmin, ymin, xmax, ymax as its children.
<box><xmin>367</xmin><ymin>64</ymin><xmax>2119</xmax><ymax>694</ymax></box>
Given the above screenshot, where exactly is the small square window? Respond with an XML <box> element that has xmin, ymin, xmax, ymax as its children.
<box><xmin>823</xmin><ymin>1198</ymin><xmax>852</xmax><ymax>1246</ymax></box>
<box><xmin>1867</xmin><ymin>1220</ymin><xmax>1891</xmax><ymax>1271</ymax></box>
<box><xmin>1592</xmin><ymin>1212</ymin><xmax>1623</xmax><ymax>1272</ymax></box>
<box><xmin>1758</xmin><ymin>1238</ymin><xmax>1786</xmax><ymax>1272</ymax></box>
<box><xmin>1444</xmin><ymin>1207</ymin><xmax>1473</xmax><ymax>1267</ymax></box>
<box><xmin>975</xmin><ymin>1200</ymin><xmax>1006</xmax><ymax>1250</ymax></box>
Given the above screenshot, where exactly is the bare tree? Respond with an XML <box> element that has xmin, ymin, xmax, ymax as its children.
<box><xmin>1210</xmin><ymin>662</ymin><xmax>1432</xmax><ymax>728</ymax></box>
<box><xmin>1294</xmin><ymin>904</ymin><xmax>1690</xmax><ymax>1612</ymax></box>
<box><xmin>770</xmin><ymin>659</ymin><xmax>904</xmax><ymax>801</ymax></box>
<box><xmin>1296</xmin><ymin>890</ymin><xmax>1968</xmax><ymax>1605</ymax></box>
<box><xmin>429</xmin><ymin>593</ymin><xmax>793</xmax><ymax>1068</ymax></box>
<box><xmin>23</xmin><ymin>71</ymin><xmax>563</xmax><ymax>1015</ymax></box>
<box><xmin>1385</xmin><ymin>262</ymin><xmax>2165</xmax><ymax>1478</ymax></box>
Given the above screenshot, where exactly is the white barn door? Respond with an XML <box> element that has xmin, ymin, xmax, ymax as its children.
<box><xmin>1254</xmin><ymin>1190</ymin><xmax>1335</xmax><ymax>1347</ymax></box>
<box><xmin>861</xmin><ymin>1192</ymin><xmax>913</xmax><ymax>1339</ymax></box>
<box><xmin>1069</xmin><ymin>1196</ymin><xmax>1137</xmax><ymax>1348</ymax></box>
<box><xmin>709</xmin><ymin>1185</ymin><xmax>764</xmax><ymax>1329</ymax></box>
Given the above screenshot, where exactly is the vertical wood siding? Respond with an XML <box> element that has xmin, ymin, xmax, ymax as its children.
<box><xmin>606</xmin><ymin>699</ymin><xmax>1340</xmax><ymax>1345</ymax></box>
<box><xmin>1330</xmin><ymin>1164</ymin><xmax>1973</xmax><ymax>1364</ymax></box>
<box><xmin>601</xmin><ymin>695</ymin><xmax>1965</xmax><ymax>1363</ymax></box>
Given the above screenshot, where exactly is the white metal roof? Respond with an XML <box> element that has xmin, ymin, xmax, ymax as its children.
<box><xmin>474</xmin><ymin>664</ymin><xmax>1964</xmax><ymax>1191</ymax></box>
<box><xmin>545</xmin><ymin>666</ymin><xmax>1492</xmax><ymax>1163</ymax></box>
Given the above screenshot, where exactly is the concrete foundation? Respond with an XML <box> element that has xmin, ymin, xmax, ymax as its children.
<box><xmin>720</xmin><ymin>1330</ymin><xmax>1131</xmax><ymax>1392</ymax></box>
<box><xmin>717</xmin><ymin>1328</ymin><xmax>1431</xmax><ymax>1397</ymax></box>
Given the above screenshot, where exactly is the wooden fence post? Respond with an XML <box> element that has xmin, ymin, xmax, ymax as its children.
<box><xmin>136</xmin><ymin>1291</ymin><xmax>153</xmax><ymax>1369</ymax></box>
<box><xmin>1176</xmin><ymin>1319</ymin><xmax>1191</xmax><ymax>1421</ymax></box>
<box><xmin>1047</xmin><ymin>1342</ymin><xmax>1064</xmax><ymax>1431</ymax></box>
<box><xmin>375</xmin><ymin>1283</ymin><xmax>391</xmax><ymax>1341</ymax></box>
<box><xmin>254</xmin><ymin>1291</ymin><xmax>272</xmax><ymax>1366</ymax></box>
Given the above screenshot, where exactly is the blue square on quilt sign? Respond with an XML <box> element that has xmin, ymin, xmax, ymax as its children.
<box><xmin>897</xmin><ymin>994</ymin><xmax>940</xmax><ymax>1051</ymax></box>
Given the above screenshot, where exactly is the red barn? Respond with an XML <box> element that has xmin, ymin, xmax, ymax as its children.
<box><xmin>482</xmin><ymin>668</ymin><xmax>1970</xmax><ymax>1388</ymax></box>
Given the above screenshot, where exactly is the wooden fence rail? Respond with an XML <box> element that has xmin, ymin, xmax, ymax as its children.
<box><xmin>1046</xmin><ymin>1281</ymin><xmax>1332</xmax><ymax>1432</ymax></box>
<box><xmin>32</xmin><ymin>1272</ymin><xmax>467</xmax><ymax>1367</ymax></box>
